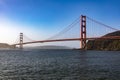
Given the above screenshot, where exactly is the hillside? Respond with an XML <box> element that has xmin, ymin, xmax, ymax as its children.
<box><xmin>0</xmin><ymin>43</ymin><xmax>14</xmax><ymax>48</ymax></box>
<box><xmin>87</xmin><ymin>31</ymin><xmax>120</xmax><ymax>50</ymax></box>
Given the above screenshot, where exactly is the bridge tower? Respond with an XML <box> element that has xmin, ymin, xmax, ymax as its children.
<box><xmin>20</xmin><ymin>33</ymin><xmax>23</xmax><ymax>49</ymax></box>
<box><xmin>81</xmin><ymin>15</ymin><xmax>86</xmax><ymax>49</ymax></box>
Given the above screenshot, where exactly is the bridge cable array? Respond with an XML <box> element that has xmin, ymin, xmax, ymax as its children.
<box><xmin>23</xmin><ymin>34</ymin><xmax>35</xmax><ymax>42</ymax></box>
<box><xmin>46</xmin><ymin>16</ymin><xmax>80</xmax><ymax>40</ymax></box>
<box><xmin>86</xmin><ymin>16</ymin><xmax>119</xmax><ymax>31</ymax></box>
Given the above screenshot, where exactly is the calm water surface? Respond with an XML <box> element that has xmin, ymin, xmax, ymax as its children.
<box><xmin>0</xmin><ymin>49</ymin><xmax>120</xmax><ymax>80</ymax></box>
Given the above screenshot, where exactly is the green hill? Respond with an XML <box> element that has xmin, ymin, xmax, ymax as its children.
<box><xmin>87</xmin><ymin>31</ymin><xmax>120</xmax><ymax>50</ymax></box>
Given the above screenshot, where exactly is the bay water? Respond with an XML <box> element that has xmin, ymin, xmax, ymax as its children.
<box><xmin>0</xmin><ymin>49</ymin><xmax>120</xmax><ymax>80</ymax></box>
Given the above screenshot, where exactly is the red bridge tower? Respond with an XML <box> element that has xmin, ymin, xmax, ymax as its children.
<box><xmin>81</xmin><ymin>15</ymin><xmax>86</xmax><ymax>49</ymax></box>
<box><xmin>20</xmin><ymin>33</ymin><xmax>23</xmax><ymax>49</ymax></box>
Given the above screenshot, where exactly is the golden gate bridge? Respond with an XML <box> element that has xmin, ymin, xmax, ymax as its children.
<box><xmin>12</xmin><ymin>15</ymin><xmax>120</xmax><ymax>49</ymax></box>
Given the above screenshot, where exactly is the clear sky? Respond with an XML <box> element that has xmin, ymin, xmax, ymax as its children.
<box><xmin>0</xmin><ymin>0</ymin><xmax>120</xmax><ymax>47</ymax></box>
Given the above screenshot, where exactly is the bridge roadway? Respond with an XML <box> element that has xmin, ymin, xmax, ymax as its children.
<box><xmin>13</xmin><ymin>36</ymin><xmax>120</xmax><ymax>46</ymax></box>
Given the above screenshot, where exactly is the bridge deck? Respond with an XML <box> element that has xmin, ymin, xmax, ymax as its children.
<box><xmin>13</xmin><ymin>36</ymin><xmax>120</xmax><ymax>45</ymax></box>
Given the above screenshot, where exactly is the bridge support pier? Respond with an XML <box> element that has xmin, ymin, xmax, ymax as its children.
<box><xmin>81</xmin><ymin>15</ymin><xmax>86</xmax><ymax>49</ymax></box>
<box><xmin>13</xmin><ymin>45</ymin><xmax>16</xmax><ymax>48</ymax></box>
<box><xmin>20</xmin><ymin>33</ymin><xmax>23</xmax><ymax>49</ymax></box>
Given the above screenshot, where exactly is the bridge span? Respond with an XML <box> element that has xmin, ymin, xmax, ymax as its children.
<box><xmin>13</xmin><ymin>36</ymin><xmax>120</xmax><ymax>47</ymax></box>
<box><xmin>11</xmin><ymin>15</ymin><xmax>120</xmax><ymax>49</ymax></box>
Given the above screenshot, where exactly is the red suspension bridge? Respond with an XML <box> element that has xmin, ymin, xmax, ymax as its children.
<box><xmin>12</xmin><ymin>15</ymin><xmax>120</xmax><ymax>49</ymax></box>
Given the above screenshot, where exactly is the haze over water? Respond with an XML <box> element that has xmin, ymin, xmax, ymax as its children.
<box><xmin>0</xmin><ymin>49</ymin><xmax>120</xmax><ymax>80</ymax></box>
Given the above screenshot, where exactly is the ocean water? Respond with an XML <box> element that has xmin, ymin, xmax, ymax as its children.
<box><xmin>0</xmin><ymin>49</ymin><xmax>120</xmax><ymax>80</ymax></box>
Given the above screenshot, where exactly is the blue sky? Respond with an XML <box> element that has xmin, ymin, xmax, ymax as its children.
<box><xmin>0</xmin><ymin>0</ymin><xmax>120</xmax><ymax>47</ymax></box>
